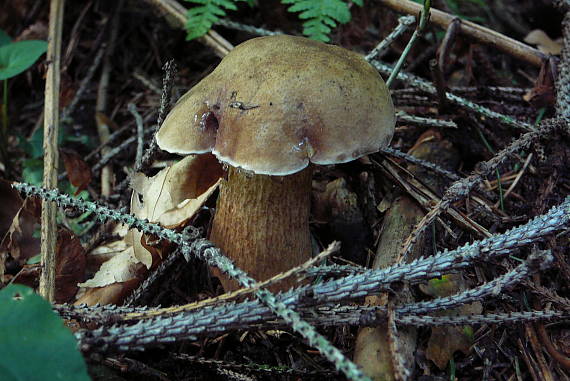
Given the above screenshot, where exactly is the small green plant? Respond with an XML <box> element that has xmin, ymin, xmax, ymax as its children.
<box><xmin>282</xmin><ymin>0</ymin><xmax>363</xmax><ymax>42</ymax></box>
<box><xmin>0</xmin><ymin>284</ymin><xmax>91</xmax><ymax>381</ymax></box>
<box><xmin>0</xmin><ymin>29</ymin><xmax>47</xmax><ymax>170</ymax></box>
<box><xmin>185</xmin><ymin>0</ymin><xmax>254</xmax><ymax>40</ymax></box>
<box><xmin>18</xmin><ymin>126</ymin><xmax>94</xmax><ymax>236</ymax></box>
<box><xmin>184</xmin><ymin>0</ymin><xmax>363</xmax><ymax>42</ymax></box>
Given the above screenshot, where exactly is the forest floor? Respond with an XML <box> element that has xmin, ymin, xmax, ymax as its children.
<box><xmin>1</xmin><ymin>0</ymin><xmax>570</xmax><ymax>380</ymax></box>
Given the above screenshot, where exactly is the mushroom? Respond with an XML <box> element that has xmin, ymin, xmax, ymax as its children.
<box><xmin>156</xmin><ymin>35</ymin><xmax>395</xmax><ymax>291</ymax></box>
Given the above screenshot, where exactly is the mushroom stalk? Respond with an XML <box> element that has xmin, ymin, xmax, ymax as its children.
<box><xmin>210</xmin><ymin>166</ymin><xmax>313</xmax><ymax>291</ymax></box>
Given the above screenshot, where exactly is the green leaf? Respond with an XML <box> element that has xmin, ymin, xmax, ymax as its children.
<box><xmin>0</xmin><ymin>29</ymin><xmax>11</xmax><ymax>47</ymax></box>
<box><xmin>0</xmin><ymin>284</ymin><xmax>91</xmax><ymax>381</ymax></box>
<box><xmin>185</xmin><ymin>0</ymin><xmax>248</xmax><ymax>40</ymax></box>
<box><xmin>22</xmin><ymin>159</ymin><xmax>44</xmax><ymax>186</ymax></box>
<box><xmin>281</xmin><ymin>0</ymin><xmax>358</xmax><ymax>42</ymax></box>
<box><xmin>0</xmin><ymin>40</ymin><xmax>47</xmax><ymax>80</ymax></box>
<box><xmin>26</xmin><ymin>254</ymin><xmax>41</xmax><ymax>265</ymax></box>
<box><xmin>19</xmin><ymin>128</ymin><xmax>44</xmax><ymax>159</ymax></box>
<box><xmin>18</xmin><ymin>125</ymin><xmax>92</xmax><ymax>160</ymax></box>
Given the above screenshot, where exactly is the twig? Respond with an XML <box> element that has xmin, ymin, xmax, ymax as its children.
<box><xmin>145</xmin><ymin>0</ymin><xmax>233</xmax><ymax>57</ymax></box>
<box><xmin>386</xmin><ymin>0</ymin><xmax>431</xmax><ymax>88</ymax></box>
<box><xmin>214</xmin><ymin>19</ymin><xmax>281</xmax><ymax>36</ymax></box>
<box><xmin>377</xmin><ymin>0</ymin><xmax>545</xmax><ymax>67</ymax></box>
<box><xmin>18</xmin><ymin>182</ymin><xmax>570</xmax><ymax>322</ymax></box>
<box><xmin>429</xmin><ymin>58</ymin><xmax>448</xmax><ymax>111</ymax></box>
<box><xmin>70</xmin><ymin>251</ymin><xmax>552</xmax><ymax>350</ymax></box>
<box><xmin>132</xmin><ymin>70</ymin><xmax>162</xmax><ymax>95</ymax></box>
<box><xmin>103</xmin><ymin>357</ymin><xmax>169</xmax><ymax>381</ymax></box>
<box><xmin>381</xmin><ymin>146</ymin><xmax>461</xmax><ymax>181</ymax></box>
<box><xmin>387</xmin><ymin>307</ymin><xmax>409</xmax><ymax>381</ymax></box>
<box><xmin>123</xmin><ymin>248</ymin><xmax>184</xmax><ymax>307</ymax></box>
<box><xmin>494</xmin><ymin>153</ymin><xmax>532</xmax><ymax>208</ymax></box>
<box><xmin>96</xmin><ymin>0</ymin><xmax>124</xmax><ymax>197</ymax></box>
<box><xmin>557</xmin><ymin>12</ymin><xmax>570</xmax><ymax>121</ymax></box>
<box><xmin>171</xmin><ymin>353</ymin><xmax>336</xmax><ymax>377</ymax></box>
<box><xmin>437</xmin><ymin>17</ymin><xmax>461</xmax><ymax>76</ymax></box>
<box><xmin>61</xmin><ymin>44</ymin><xmax>106</xmax><ymax>121</ymax></box>
<box><xmin>395</xmin><ymin>110</ymin><xmax>457</xmax><ymax>128</ymax></box>
<box><xmin>371</xmin><ymin>60</ymin><xmax>534</xmax><ymax>131</ymax></box>
<box><xmin>375</xmin><ymin>156</ymin><xmax>490</xmax><ymax>238</ymax></box>
<box><xmin>91</xmin><ymin>128</ymin><xmax>154</xmax><ymax>174</ymax></box>
<box><xmin>56</xmin><ymin>299</ymin><xmax>569</xmax><ymax>330</ymax></box>
<box><xmin>40</xmin><ymin>0</ymin><xmax>65</xmax><ymax>302</ymax></box>
<box><xmin>398</xmin><ymin>117</ymin><xmax>563</xmax><ymax>260</ymax></box>
<box><xmin>136</xmin><ymin>60</ymin><xmax>177</xmax><ymax>173</ymax></box>
<box><xmin>13</xmin><ymin>183</ymin><xmax>370</xmax><ymax>381</ymax></box>
<box><xmin>156</xmin><ymin>60</ymin><xmax>177</xmax><ymax>129</ymax></box>
<box><xmin>526</xmin><ymin>283</ymin><xmax>570</xmax><ymax>310</ymax></box>
<box><xmin>365</xmin><ymin>15</ymin><xmax>416</xmax><ymax>62</ymax></box>
<box><xmin>128</xmin><ymin>103</ymin><xmax>145</xmax><ymax>169</ymax></box>
<box><xmin>161</xmin><ymin>242</ymin><xmax>341</xmax><ymax>315</ymax></box>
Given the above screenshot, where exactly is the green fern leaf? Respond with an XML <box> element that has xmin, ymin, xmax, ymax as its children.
<box><xmin>185</xmin><ymin>0</ymin><xmax>248</xmax><ymax>40</ymax></box>
<box><xmin>282</xmin><ymin>0</ymin><xmax>361</xmax><ymax>42</ymax></box>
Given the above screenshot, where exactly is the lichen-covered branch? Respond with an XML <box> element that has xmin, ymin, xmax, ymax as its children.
<box><xmin>398</xmin><ymin>117</ymin><xmax>564</xmax><ymax>260</ymax></box>
<box><xmin>12</xmin><ymin>182</ymin><xmax>369</xmax><ymax>381</ymax></box>
<box><xmin>371</xmin><ymin>60</ymin><xmax>533</xmax><ymax>130</ymax></box>
<box><xmin>72</xmin><ymin>250</ymin><xmax>552</xmax><ymax>352</ymax></box>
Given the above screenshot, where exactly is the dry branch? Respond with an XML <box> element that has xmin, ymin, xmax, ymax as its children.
<box><xmin>377</xmin><ymin>0</ymin><xmax>545</xmax><ymax>67</ymax></box>
<box><xmin>40</xmin><ymin>0</ymin><xmax>65</xmax><ymax>302</ymax></box>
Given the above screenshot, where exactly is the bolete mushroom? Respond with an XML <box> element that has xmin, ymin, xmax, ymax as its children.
<box><xmin>156</xmin><ymin>35</ymin><xmax>395</xmax><ymax>291</ymax></box>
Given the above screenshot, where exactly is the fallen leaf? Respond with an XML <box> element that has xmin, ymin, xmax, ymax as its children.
<box><xmin>86</xmin><ymin>225</ymin><xmax>129</xmax><ymax>269</ymax></box>
<box><xmin>10</xmin><ymin>264</ymin><xmax>41</xmax><ymax>289</ymax></box>
<box><xmin>159</xmin><ymin>180</ymin><xmax>220</xmax><ymax>228</ymax></box>
<box><xmin>54</xmin><ymin>229</ymin><xmax>86</xmax><ymax>303</ymax></box>
<box><xmin>130</xmin><ymin>154</ymin><xmax>222</xmax><ymax>268</ymax></box>
<box><xmin>61</xmin><ymin>148</ymin><xmax>92</xmax><ymax>195</ymax></box>
<box><xmin>0</xmin><ymin>179</ymin><xmax>25</xmax><ymax>237</ymax></box>
<box><xmin>524</xmin><ymin>29</ymin><xmax>562</xmax><ymax>55</ymax></box>
<box><xmin>76</xmin><ymin>154</ymin><xmax>222</xmax><ymax>305</ymax></box>
<box><xmin>14</xmin><ymin>21</ymin><xmax>48</xmax><ymax>42</ymax></box>
<box><xmin>59</xmin><ymin>73</ymin><xmax>76</xmax><ymax>109</ymax></box>
<box><xmin>421</xmin><ymin>274</ymin><xmax>483</xmax><ymax>369</ymax></box>
<box><xmin>75</xmin><ymin>224</ymin><xmax>146</xmax><ymax>306</ymax></box>
<box><xmin>523</xmin><ymin>58</ymin><xmax>557</xmax><ymax>108</ymax></box>
<box><xmin>0</xmin><ymin>188</ymin><xmax>41</xmax><ymax>275</ymax></box>
<box><xmin>75</xmin><ymin>279</ymin><xmax>141</xmax><ymax>306</ymax></box>
<box><xmin>95</xmin><ymin>112</ymin><xmax>120</xmax><ymax>132</ymax></box>
<box><xmin>78</xmin><ymin>246</ymin><xmax>142</xmax><ymax>288</ymax></box>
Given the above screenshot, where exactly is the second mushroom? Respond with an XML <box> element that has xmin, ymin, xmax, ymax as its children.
<box><xmin>156</xmin><ymin>35</ymin><xmax>395</xmax><ymax>291</ymax></box>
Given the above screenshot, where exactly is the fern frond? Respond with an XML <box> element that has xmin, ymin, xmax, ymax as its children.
<box><xmin>185</xmin><ymin>0</ymin><xmax>248</xmax><ymax>40</ymax></box>
<box><xmin>281</xmin><ymin>0</ymin><xmax>361</xmax><ymax>42</ymax></box>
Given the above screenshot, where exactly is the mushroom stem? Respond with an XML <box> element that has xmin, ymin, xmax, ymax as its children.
<box><xmin>210</xmin><ymin>166</ymin><xmax>313</xmax><ymax>291</ymax></box>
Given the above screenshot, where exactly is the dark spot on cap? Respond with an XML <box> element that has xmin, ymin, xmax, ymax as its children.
<box><xmin>200</xmin><ymin>112</ymin><xmax>219</xmax><ymax>133</ymax></box>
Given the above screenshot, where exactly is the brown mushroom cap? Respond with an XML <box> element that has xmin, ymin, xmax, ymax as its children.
<box><xmin>157</xmin><ymin>35</ymin><xmax>395</xmax><ymax>176</ymax></box>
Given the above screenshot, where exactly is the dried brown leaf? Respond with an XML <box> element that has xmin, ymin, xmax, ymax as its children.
<box><xmin>78</xmin><ymin>246</ymin><xmax>143</xmax><ymax>288</ymax></box>
<box><xmin>55</xmin><ymin>229</ymin><xmax>86</xmax><ymax>303</ymax></box>
<box><xmin>1</xmin><ymin>191</ymin><xmax>40</xmax><ymax>269</ymax></box>
<box><xmin>421</xmin><ymin>274</ymin><xmax>483</xmax><ymax>369</ymax></box>
<box><xmin>524</xmin><ymin>30</ymin><xmax>562</xmax><ymax>55</ymax></box>
<box><xmin>75</xmin><ymin>278</ymin><xmax>141</xmax><ymax>306</ymax></box>
<box><xmin>14</xmin><ymin>21</ymin><xmax>48</xmax><ymax>41</ymax></box>
<box><xmin>61</xmin><ymin>148</ymin><xmax>92</xmax><ymax>195</ymax></box>
<box><xmin>130</xmin><ymin>154</ymin><xmax>222</xmax><ymax>268</ymax></box>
